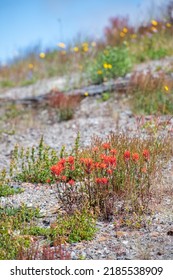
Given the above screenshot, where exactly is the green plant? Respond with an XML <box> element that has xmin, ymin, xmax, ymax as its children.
<box><xmin>51</xmin><ymin>209</ymin><xmax>97</xmax><ymax>244</ymax></box>
<box><xmin>48</xmin><ymin>91</ymin><xmax>82</xmax><ymax>121</ymax></box>
<box><xmin>128</xmin><ymin>72</ymin><xmax>173</xmax><ymax>114</ymax></box>
<box><xmin>0</xmin><ymin>169</ymin><xmax>23</xmax><ymax>197</ymax></box>
<box><xmin>87</xmin><ymin>46</ymin><xmax>132</xmax><ymax>84</ymax></box>
<box><xmin>0</xmin><ymin>205</ymin><xmax>40</xmax><ymax>260</ymax></box>
<box><xmin>50</xmin><ymin>132</ymin><xmax>172</xmax><ymax>218</ymax></box>
<box><xmin>10</xmin><ymin>137</ymin><xmax>59</xmax><ymax>183</ymax></box>
<box><xmin>101</xmin><ymin>92</ymin><xmax>111</xmax><ymax>102</ymax></box>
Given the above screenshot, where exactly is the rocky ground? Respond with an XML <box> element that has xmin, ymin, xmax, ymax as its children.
<box><xmin>0</xmin><ymin>58</ymin><xmax>173</xmax><ymax>260</ymax></box>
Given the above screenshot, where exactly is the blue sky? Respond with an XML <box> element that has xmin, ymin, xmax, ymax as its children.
<box><xmin>0</xmin><ymin>0</ymin><xmax>152</xmax><ymax>63</ymax></box>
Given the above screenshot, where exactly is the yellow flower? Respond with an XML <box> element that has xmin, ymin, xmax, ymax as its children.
<box><xmin>97</xmin><ymin>70</ymin><xmax>102</xmax><ymax>75</ymax></box>
<box><xmin>166</xmin><ymin>23</ymin><xmax>171</xmax><ymax>28</ymax></box>
<box><xmin>151</xmin><ymin>20</ymin><xmax>158</xmax><ymax>26</ymax></box>
<box><xmin>103</xmin><ymin>63</ymin><xmax>108</xmax><ymax>69</ymax></box>
<box><xmin>107</xmin><ymin>64</ymin><xmax>112</xmax><ymax>69</ymax></box>
<box><xmin>151</xmin><ymin>26</ymin><xmax>157</xmax><ymax>32</ymax></box>
<box><xmin>58</xmin><ymin>42</ymin><xmax>66</xmax><ymax>48</ymax></box>
<box><xmin>131</xmin><ymin>34</ymin><xmax>137</xmax><ymax>39</ymax></box>
<box><xmin>123</xmin><ymin>27</ymin><xmax>128</xmax><ymax>33</ymax></box>
<box><xmin>28</xmin><ymin>63</ymin><xmax>34</xmax><ymax>69</ymax></box>
<box><xmin>73</xmin><ymin>47</ymin><xmax>79</xmax><ymax>52</ymax></box>
<box><xmin>120</xmin><ymin>32</ymin><xmax>125</xmax><ymax>38</ymax></box>
<box><xmin>39</xmin><ymin>52</ymin><xmax>45</xmax><ymax>59</ymax></box>
<box><xmin>82</xmin><ymin>42</ymin><xmax>88</xmax><ymax>48</ymax></box>
<box><xmin>91</xmin><ymin>41</ymin><xmax>96</xmax><ymax>47</ymax></box>
<box><xmin>84</xmin><ymin>92</ymin><xmax>89</xmax><ymax>96</ymax></box>
<box><xmin>83</xmin><ymin>46</ymin><xmax>89</xmax><ymax>52</ymax></box>
<box><xmin>164</xmin><ymin>85</ymin><xmax>169</xmax><ymax>92</ymax></box>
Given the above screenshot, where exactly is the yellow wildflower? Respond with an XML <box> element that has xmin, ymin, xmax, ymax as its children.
<box><xmin>131</xmin><ymin>34</ymin><xmax>137</xmax><ymax>39</ymax></box>
<box><xmin>107</xmin><ymin>64</ymin><xmax>112</xmax><ymax>69</ymax></box>
<box><xmin>58</xmin><ymin>42</ymin><xmax>66</xmax><ymax>48</ymax></box>
<box><xmin>28</xmin><ymin>63</ymin><xmax>34</xmax><ymax>69</ymax></box>
<box><xmin>39</xmin><ymin>52</ymin><xmax>45</xmax><ymax>59</ymax></box>
<box><xmin>166</xmin><ymin>23</ymin><xmax>171</xmax><ymax>28</ymax></box>
<box><xmin>84</xmin><ymin>92</ymin><xmax>89</xmax><ymax>96</ymax></box>
<box><xmin>120</xmin><ymin>32</ymin><xmax>125</xmax><ymax>38</ymax></box>
<box><xmin>123</xmin><ymin>27</ymin><xmax>128</xmax><ymax>33</ymax></box>
<box><xmin>151</xmin><ymin>26</ymin><xmax>157</xmax><ymax>32</ymax></box>
<box><xmin>73</xmin><ymin>47</ymin><xmax>79</xmax><ymax>52</ymax></box>
<box><xmin>83</xmin><ymin>46</ymin><xmax>89</xmax><ymax>52</ymax></box>
<box><xmin>151</xmin><ymin>20</ymin><xmax>158</xmax><ymax>26</ymax></box>
<box><xmin>97</xmin><ymin>70</ymin><xmax>102</xmax><ymax>75</ymax></box>
<box><xmin>164</xmin><ymin>85</ymin><xmax>169</xmax><ymax>92</ymax></box>
<box><xmin>103</xmin><ymin>63</ymin><xmax>108</xmax><ymax>69</ymax></box>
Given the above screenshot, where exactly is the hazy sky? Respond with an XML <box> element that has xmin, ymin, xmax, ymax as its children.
<box><xmin>0</xmin><ymin>0</ymin><xmax>165</xmax><ymax>63</ymax></box>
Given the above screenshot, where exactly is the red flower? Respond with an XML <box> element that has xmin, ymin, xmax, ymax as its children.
<box><xmin>132</xmin><ymin>153</ymin><xmax>139</xmax><ymax>162</ymax></box>
<box><xmin>101</xmin><ymin>155</ymin><xmax>116</xmax><ymax>167</ymax></box>
<box><xmin>61</xmin><ymin>175</ymin><xmax>67</xmax><ymax>181</ymax></box>
<box><xmin>107</xmin><ymin>169</ymin><xmax>113</xmax><ymax>175</ymax></box>
<box><xmin>96</xmin><ymin>177</ymin><xmax>109</xmax><ymax>184</ymax></box>
<box><xmin>143</xmin><ymin>149</ymin><xmax>150</xmax><ymax>160</ymax></box>
<box><xmin>58</xmin><ymin>158</ymin><xmax>66</xmax><ymax>166</ymax></box>
<box><xmin>46</xmin><ymin>178</ymin><xmax>51</xmax><ymax>183</ymax></box>
<box><xmin>50</xmin><ymin>164</ymin><xmax>64</xmax><ymax>176</ymax></box>
<box><xmin>67</xmin><ymin>156</ymin><xmax>75</xmax><ymax>165</ymax></box>
<box><xmin>124</xmin><ymin>150</ymin><xmax>130</xmax><ymax>160</ymax></box>
<box><xmin>102</xmin><ymin>142</ymin><xmax>111</xmax><ymax>150</ymax></box>
<box><xmin>68</xmin><ymin>179</ymin><xmax>75</xmax><ymax>186</ymax></box>
<box><xmin>99</xmin><ymin>163</ymin><xmax>107</xmax><ymax>169</ymax></box>
<box><xmin>110</xmin><ymin>149</ymin><xmax>117</xmax><ymax>155</ymax></box>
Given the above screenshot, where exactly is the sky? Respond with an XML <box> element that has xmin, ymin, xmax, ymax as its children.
<box><xmin>0</xmin><ymin>0</ymin><xmax>167</xmax><ymax>63</ymax></box>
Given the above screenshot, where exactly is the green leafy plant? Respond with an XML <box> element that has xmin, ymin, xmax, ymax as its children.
<box><xmin>0</xmin><ymin>169</ymin><xmax>23</xmax><ymax>197</ymax></box>
<box><xmin>10</xmin><ymin>137</ymin><xmax>59</xmax><ymax>183</ymax></box>
<box><xmin>51</xmin><ymin>209</ymin><xmax>97</xmax><ymax>244</ymax></box>
<box><xmin>0</xmin><ymin>205</ymin><xmax>40</xmax><ymax>260</ymax></box>
<box><xmin>87</xmin><ymin>46</ymin><xmax>132</xmax><ymax>84</ymax></box>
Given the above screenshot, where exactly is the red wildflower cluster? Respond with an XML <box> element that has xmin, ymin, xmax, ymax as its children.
<box><xmin>102</xmin><ymin>142</ymin><xmax>111</xmax><ymax>150</ymax></box>
<box><xmin>143</xmin><ymin>149</ymin><xmax>150</xmax><ymax>160</ymax></box>
<box><xmin>100</xmin><ymin>154</ymin><xmax>117</xmax><ymax>167</ymax></box>
<box><xmin>68</xmin><ymin>179</ymin><xmax>75</xmax><ymax>186</ymax></box>
<box><xmin>80</xmin><ymin>157</ymin><xmax>93</xmax><ymax>174</ymax></box>
<box><xmin>132</xmin><ymin>153</ymin><xmax>139</xmax><ymax>162</ymax></box>
<box><xmin>67</xmin><ymin>156</ymin><xmax>75</xmax><ymax>165</ymax></box>
<box><xmin>51</xmin><ymin>164</ymin><xmax>64</xmax><ymax>176</ymax></box>
<box><xmin>124</xmin><ymin>150</ymin><xmax>130</xmax><ymax>160</ymax></box>
<box><xmin>95</xmin><ymin>177</ymin><xmax>109</xmax><ymax>185</ymax></box>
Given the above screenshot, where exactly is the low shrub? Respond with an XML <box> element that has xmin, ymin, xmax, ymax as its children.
<box><xmin>10</xmin><ymin>137</ymin><xmax>59</xmax><ymax>183</ymax></box>
<box><xmin>48</xmin><ymin>90</ymin><xmax>82</xmax><ymax>121</ymax></box>
<box><xmin>50</xmin><ymin>132</ymin><xmax>172</xmax><ymax>218</ymax></box>
<box><xmin>128</xmin><ymin>71</ymin><xmax>173</xmax><ymax>114</ymax></box>
<box><xmin>87</xmin><ymin>46</ymin><xmax>132</xmax><ymax>84</ymax></box>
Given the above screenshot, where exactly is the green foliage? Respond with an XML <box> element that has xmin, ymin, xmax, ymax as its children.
<box><xmin>0</xmin><ymin>205</ymin><xmax>40</xmax><ymax>260</ymax></box>
<box><xmin>128</xmin><ymin>72</ymin><xmax>173</xmax><ymax>115</ymax></box>
<box><xmin>10</xmin><ymin>137</ymin><xmax>59</xmax><ymax>183</ymax></box>
<box><xmin>0</xmin><ymin>169</ymin><xmax>23</xmax><ymax>197</ymax></box>
<box><xmin>88</xmin><ymin>46</ymin><xmax>132</xmax><ymax>84</ymax></box>
<box><xmin>51</xmin><ymin>210</ymin><xmax>97</xmax><ymax>243</ymax></box>
<box><xmin>0</xmin><ymin>80</ymin><xmax>15</xmax><ymax>88</ymax></box>
<box><xmin>101</xmin><ymin>92</ymin><xmax>111</xmax><ymax>102</ymax></box>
